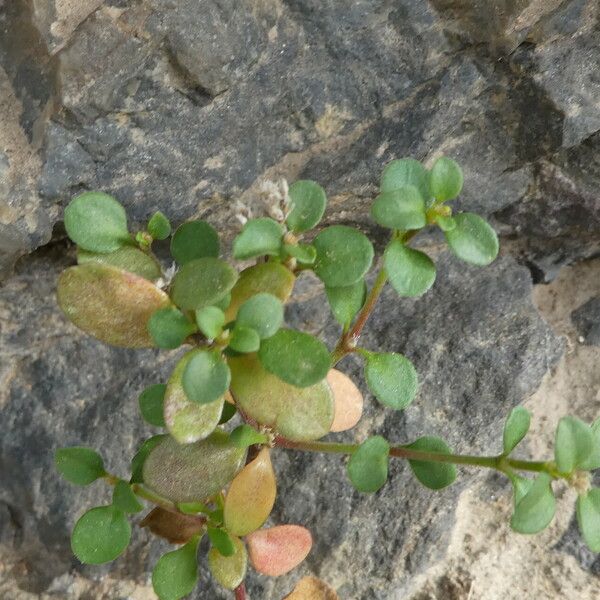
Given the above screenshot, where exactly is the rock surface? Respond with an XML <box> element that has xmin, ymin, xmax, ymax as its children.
<box><xmin>571</xmin><ymin>297</ymin><xmax>600</xmax><ymax>347</ymax></box>
<box><xmin>1</xmin><ymin>0</ymin><xmax>600</xmax><ymax>598</ymax></box>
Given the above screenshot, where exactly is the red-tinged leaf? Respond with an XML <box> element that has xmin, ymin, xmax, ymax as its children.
<box><xmin>284</xmin><ymin>576</ymin><xmax>340</xmax><ymax>599</ymax></box>
<box><xmin>326</xmin><ymin>369</ymin><xmax>363</xmax><ymax>432</ymax></box>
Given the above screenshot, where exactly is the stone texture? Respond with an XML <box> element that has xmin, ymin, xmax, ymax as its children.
<box><xmin>1</xmin><ymin>0</ymin><xmax>600</xmax><ymax>598</ymax></box>
<box><xmin>571</xmin><ymin>297</ymin><xmax>600</xmax><ymax>346</ymax></box>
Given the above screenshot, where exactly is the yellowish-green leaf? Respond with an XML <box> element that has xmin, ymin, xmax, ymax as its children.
<box><xmin>208</xmin><ymin>536</ymin><xmax>247</xmax><ymax>590</ymax></box>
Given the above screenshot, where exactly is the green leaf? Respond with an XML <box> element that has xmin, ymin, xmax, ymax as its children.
<box><xmin>444</xmin><ymin>213</ymin><xmax>499</xmax><ymax>266</ymax></box>
<box><xmin>164</xmin><ymin>350</ymin><xmax>224</xmax><ymax>444</ymax></box>
<box><xmin>138</xmin><ymin>384</ymin><xmax>167</xmax><ymax>427</ymax></box>
<box><xmin>406</xmin><ymin>436</ymin><xmax>456</xmax><ymax>489</ymax></box>
<box><xmin>171</xmin><ymin>257</ymin><xmax>238</xmax><ymax>310</ymax></box>
<box><xmin>258</xmin><ymin>329</ymin><xmax>330</xmax><ymax>387</ymax></box>
<box><xmin>208</xmin><ymin>536</ymin><xmax>247</xmax><ymax>590</ymax></box>
<box><xmin>347</xmin><ymin>436</ymin><xmax>390</xmax><ymax>493</ymax></box>
<box><xmin>233</xmin><ymin>218</ymin><xmax>284</xmax><ymax>260</ymax></box>
<box><xmin>182</xmin><ymin>349</ymin><xmax>231</xmax><ymax>404</ymax></box>
<box><xmin>208</xmin><ymin>527</ymin><xmax>236</xmax><ymax>557</ymax></box>
<box><xmin>143</xmin><ymin>430</ymin><xmax>247</xmax><ymax>503</ymax></box>
<box><xmin>510</xmin><ymin>473</ymin><xmax>556</xmax><ymax>534</ymax></box>
<box><xmin>503</xmin><ymin>406</ymin><xmax>531</xmax><ymax>455</ymax></box>
<box><xmin>363</xmin><ymin>351</ymin><xmax>418</xmax><ymax>410</ymax></box>
<box><xmin>147</xmin><ymin>211</ymin><xmax>171</xmax><ymax>240</ymax></box>
<box><xmin>71</xmin><ymin>505</ymin><xmax>131</xmax><ymax>564</ymax></box>
<box><xmin>509</xmin><ymin>473</ymin><xmax>534</xmax><ymax>505</ymax></box>
<box><xmin>219</xmin><ymin>402</ymin><xmax>237</xmax><ymax>424</ymax></box>
<box><xmin>325</xmin><ymin>280</ymin><xmax>366</xmax><ymax>328</ymax></box>
<box><xmin>112</xmin><ymin>481</ymin><xmax>143</xmax><ymax>513</ymax></box>
<box><xmin>313</xmin><ymin>225</ymin><xmax>374</xmax><ymax>287</ymax></box>
<box><xmin>236</xmin><ymin>293</ymin><xmax>283</xmax><ymax>339</ymax></box>
<box><xmin>148</xmin><ymin>307</ymin><xmax>197</xmax><ymax>349</ymax></box>
<box><xmin>230</xmin><ymin>424</ymin><xmax>269</xmax><ymax>448</ymax></box>
<box><xmin>225</xmin><ymin>263</ymin><xmax>295</xmax><ymax>322</ymax></box>
<box><xmin>429</xmin><ymin>156</ymin><xmax>463</xmax><ymax>202</ymax></box>
<box><xmin>555</xmin><ymin>416</ymin><xmax>594</xmax><ymax>473</ymax></box>
<box><xmin>384</xmin><ymin>241</ymin><xmax>436</xmax><ymax>297</ymax></box>
<box><xmin>77</xmin><ymin>247</ymin><xmax>162</xmax><ymax>281</ymax></box>
<box><xmin>55</xmin><ymin>447</ymin><xmax>105</xmax><ymax>486</ymax></box>
<box><xmin>577</xmin><ymin>489</ymin><xmax>600</xmax><ymax>552</ymax></box>
<box><xmin>286</xmin><ymin>180</ymin><xmax>327</xmax><ymax>232</ymax></box>
<box><xmin>283</xmin><ymin>243</ymin><xmax>317</xmax><ymax>265</ymax></box>
<box><xmin>229</xmin><ymin>326</ymin><xmax>261</xmax><ymax>353</ymax></box>
<box><xmin>434</xmin><ymin>215</ymin><xmax>456</xmax><ymax>232</ymax></box>
<box><xmin>64</xmin><ymin>192</ymin><xmax>130</xmax><ymax>253</ymax></box>
<box><xmin>170</xmin><ymin>220</ymin><xmax>219</xmax><ymax>265</ymax></box>
<box><xmin>152</xmin><ymin>537</ymin><xmax>199</xmax><ymax>600</ymax></box>
<box><xmin>130</xmin><ymin>435</ymin><xmax>167</xmax><ymax>484</ymax></box>
<box><xmin>380</xmin><ymin>158</ymin><xmax>430</xmax><ymax>204</ymax></box>
<box><xmin>371</xmin><ymin>186</ymin><xmax>426</xmax><ymax>230</ymax></box>
<box><xmin>195</xmin><ymin>306</ymin><xmax>225</xmax><ymax>339</ymax></box>
<box><xmin>229</xmin><ymin>354</ymin><xmax>333</xmax><ymax>442</ymax></box>
<box><xmin>57</xmin><ymin>263</ymin><xmax>172</xmax><ymax>348</ymax></box>
<box><xmin>580</xmin><ymin>418</ymin><xmax>600</xmax><ymax>471</ymax></box>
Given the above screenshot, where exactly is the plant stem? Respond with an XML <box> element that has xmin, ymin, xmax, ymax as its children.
<box><xmin>234</xmin><ymin>583</ymin><xmax>247</xmax><ymax>600</ymax></box>
<box><xmin>275</xmin><ymin>438</ymin><xmax>555</xmax><ymax>476</ymax></box>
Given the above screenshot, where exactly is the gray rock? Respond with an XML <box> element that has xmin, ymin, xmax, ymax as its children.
<box><xmin>0</xmin><ymin>246</ymin><xmax>563</xmax><ymax>598</ymax></box>
<box><xmin>571</xmin><ymin>297</ymin><xmax>600</xmax><ymax>346</ymax></box>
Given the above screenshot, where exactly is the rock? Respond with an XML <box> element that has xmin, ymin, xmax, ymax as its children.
<box><xmin>571</xmin><ymin>297</ymin><xmax>600</xmax><ymax>346</ymax></box>
<box><xmin>0</xmin><ymin>247</ymin><xmax>563</xmax><ymax>598</ymax></box>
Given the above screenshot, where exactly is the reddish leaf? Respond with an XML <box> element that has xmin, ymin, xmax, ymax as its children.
<box><xmin>327</xmin><ymin>369</ymin><xmax>363</xmax><ymax>432</ymax></box>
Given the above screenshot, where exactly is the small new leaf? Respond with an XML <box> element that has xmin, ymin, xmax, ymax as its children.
<box><xmin>229</xmin><ymin>325</ymin><xmax>261</xmax><ymax>353</ymax></box>
<box><xmin>555</xmin><ymin>416</ymin><xmax>593</xmax><ymax>473</ymax></box>
<box><xmin>510</xmin><ymin>473</ymin><xmax>556</xmax><ymax>534</ymax></box>
<box><xmin>152</xmin><ymin>537</ymin><xmax>200</xmax><ymax>600</ymax></box>
<box><xmin>363</xmin><ymin>351</ymin><xmax>418</xmax><ymax>410</ymax></box>
<box><xmin>503</xmin><ymin>406</ymin><xmax>531</xmax><ymax>455</ymax></box>
<box><xmin>347</xmin><ymin>436</ymin><xmax>390</xmax><ymax>493</ymax></box>
<box><xmin>195</xmin><ymin>306</ymin><xmax>226</xmax><ymax>339</ymax></box>
<box><xmin>230</xmin><ymin>424</ymin><xmax>269</xmax><ymax>448</ymax></box>
<box><xmin>233</xmin><ymin>218</ymin><xmax>284</xmax><ymax>260</ymax></box>
<box><xmin>407</xmin><ymin>436</ymin><xmax>456</xmax><ymax>490</ymax></box>
<box><xmin>170</xmin><ymin>220</ymin><xmax>219</xmax><ymax>264</ymax></box>
<box><xmin>55</xmin><ymin>447</ymin><xmax>105</xmax><ymax>486</ymax></box>
<box><xmin>287</xmin><ymin>180</ymin><xmax>327</xmax><ymax>232</ymax></box>
<box><xmin>429</xmin><ymin>156</ymin><xmax>463</xmax><ymax>201</ymax></box>
<box><xmin>258</xmin><ymin>329</ymin><xmax>331</xmax><ymax>387</ymax></box>
<box><xmin>236</xmin><ymin>293</ymin><xmax>284</xmax><ymax>339</ymax></box>
<box><xmin>147</xmin><ymin>211</ymin><xmax>171</xmax><ymax>240</ymax></box>
<box><xmin>112</xmin><ymin>481</ymin><xmax>143</xmax><ymax>514</ymax></box>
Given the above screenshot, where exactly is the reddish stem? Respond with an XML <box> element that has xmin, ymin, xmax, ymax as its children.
<box><xmin>234</xmin><ymin>583</ymin><xmax>247</xmax><ymax>600</ymax></box>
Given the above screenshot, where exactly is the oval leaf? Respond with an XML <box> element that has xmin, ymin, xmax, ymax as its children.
<box><xmin>503</xmin><ymin>406</ymin><xmax>531</xmax><ymax>455</ymax></box>
<box><xmin>555</xmin><ymin>416</ymin><xmax>593</xmax><ymax>473</ymax></box>
<box><xmin>147</xmin><ymin>211</ymin><xmax>171</xmax><ymax>240</ymax></box>
<box><xmin>510</xmin><ymin>472</ymin><xmax>556</xmax><ymax>534</ymax></box>
<box><xmin>152</xmin><ymin>537</ymin><xmax>199</xmax><ymax>600</ymax></box>
<box><xmin>181</xmin><ymin>349</ymin><xmax>231</xmax><ymax>404</ymax></box>
<box><xmin>229</xmin><ymin>326</ymin><xmax>261</xmax><ymax>353</ymax></box>
<box><xmin>225</xmin><ymin>263</ymin><xmax>295</xmax><ymax>322</ymax></box>
<box><xmin>247</xmin><ymin>525</ymin><xmax>312</xmax><ymax>576</ymax></box>
<box><xmin>164</xmin><ymin>351</ymin><xmax>224</xmax><ymax>443</ymax></box>
<box><xmin>258</xmin><ymin>329</ymin><xmax>331</xmax><ymax>388</ymax></box>
<box><xmin>429</xmin><ymin>156</ymin><xmax>463</xmax><ymax>201</ymax></box>
<box><xmin>143</xmin><ymin>431</ymin><xmax>247</xmax><ymax>503</ymax></box>
<box><xmin>71</xmin><ymin>505</ymin><xmax>131</xmax><ymax>564</ymax></box>
<box><xmin>384</xmin><ymin>241</ymin><xmax>436</xmax><ymax>298</ymax></box>
<box><xmin>229</xmin><ymin>355</ymin><xmax>334</xmax><ymax>441</ymax></box>
<box><xmin>363</xmin><ymin>351</ymin><xmax>418</xmax><ymax>410</ymax></box>
<box><xmin>141</xmin><ymin>507</ymin><xmax>204</xmax><ymax>545</ymax></box>
<box><xmin>171</xmin><ymin>258</ymin><xmax>238</xmax><ymax>310</ymax></box>
<box><xmin>380</xmin><ymin>158</ymin><xmax>430</xmax><ymax>203</ymax></box>
<box><xmin>57</xmin><ymin>263</ymin><xmax>172</xmax><ymax>347</ymax></box>
<box><xmin>195</xmin><ymin>306</ymin><xmax>226</xmax><ymax>339</ymax></box>
<box><xmin>139</xmin><ymin>384</ymin><xmax>167</xmax><ymax>428</ymax></box>
<box><xmin>208</xmin><ymin>536</ymin><xmax>247</xmax><ymax>590</ymax></box>
<box><xmin>170</xmin><ymin>220</ymin><xmax>219</xmax><ymax>265</ymax></box>
<box><xmin>78</xmin><ymin>246</ymin><xmax>162</xmax><ymax>281</ymax></box>
<box><xmin>55</xmin><ymin>447</ymin><xmax>105</xmax><ymax>485</ymax></box>
<box><xmin>224</xmin><ymin>447</ymin><xmax>277</xmax><ymax>536</ymax></box>
<box><xmin>284</xmin><ymin>576</ymin><xmax>340</xmax><ymax>599</ymax></box>
<box><xmin>406</xmin><ymin>436</ymin><xmax>456</xmax><ymax>489</ymax></box>
<box><xmin>371</xmin><ymin>186</ymin><xmax>426</xmax><ymax>230</ymax></box>
<box><xmin>444</xmin><ymin>213</ymin><xmax>499</xmax><ymax>266</ymax></box>
<box><xmin>577</xmin><ymin>488</ymin><xmax>600</xmax><ymax>552</ymax></box>
<box><xmin>148</xmin><ymin>307</ymin><xmax>197</xmax><ymax>349</ymax></box>
<box><xmin>236</xmin><ymin>293</ymin><xmax>284</xmax><ymax>339</ymax></box>
<box><xmin>313</xmin><ymin>226</ymin><xmax>374</xmax><ymax>287</ymax></box>
<box><xmin>287</xmin><ymin>180</ymin><xmax>327</xmax><ymax>232</ymax></box>
<box><xmin>347</xmin><ymin>436</ymin><xmax>389</xmax><ymax>493</ymax></box>
<box><xmin>325</xmin><ymin>280</ymin><xmax>366</xmax><ymax>328</ymax></box>
<box><xmin>233</xmin><ymin>218</ymin><xmax>284</xmax><ymax>260</ymax></box>
<box><xmin>580</xmin><ymin>418</ymin><xmax>600</xmax><ymax>471</ymax></box>
<box><xmin>327</xmin><ymin>369</ymin><xmax>364</xmax><ymax>433</ymax></box>
<box><xmin>64</xmin><ymin>192</ymin><xmax>129</xmax><ymax>252</ymax></box>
